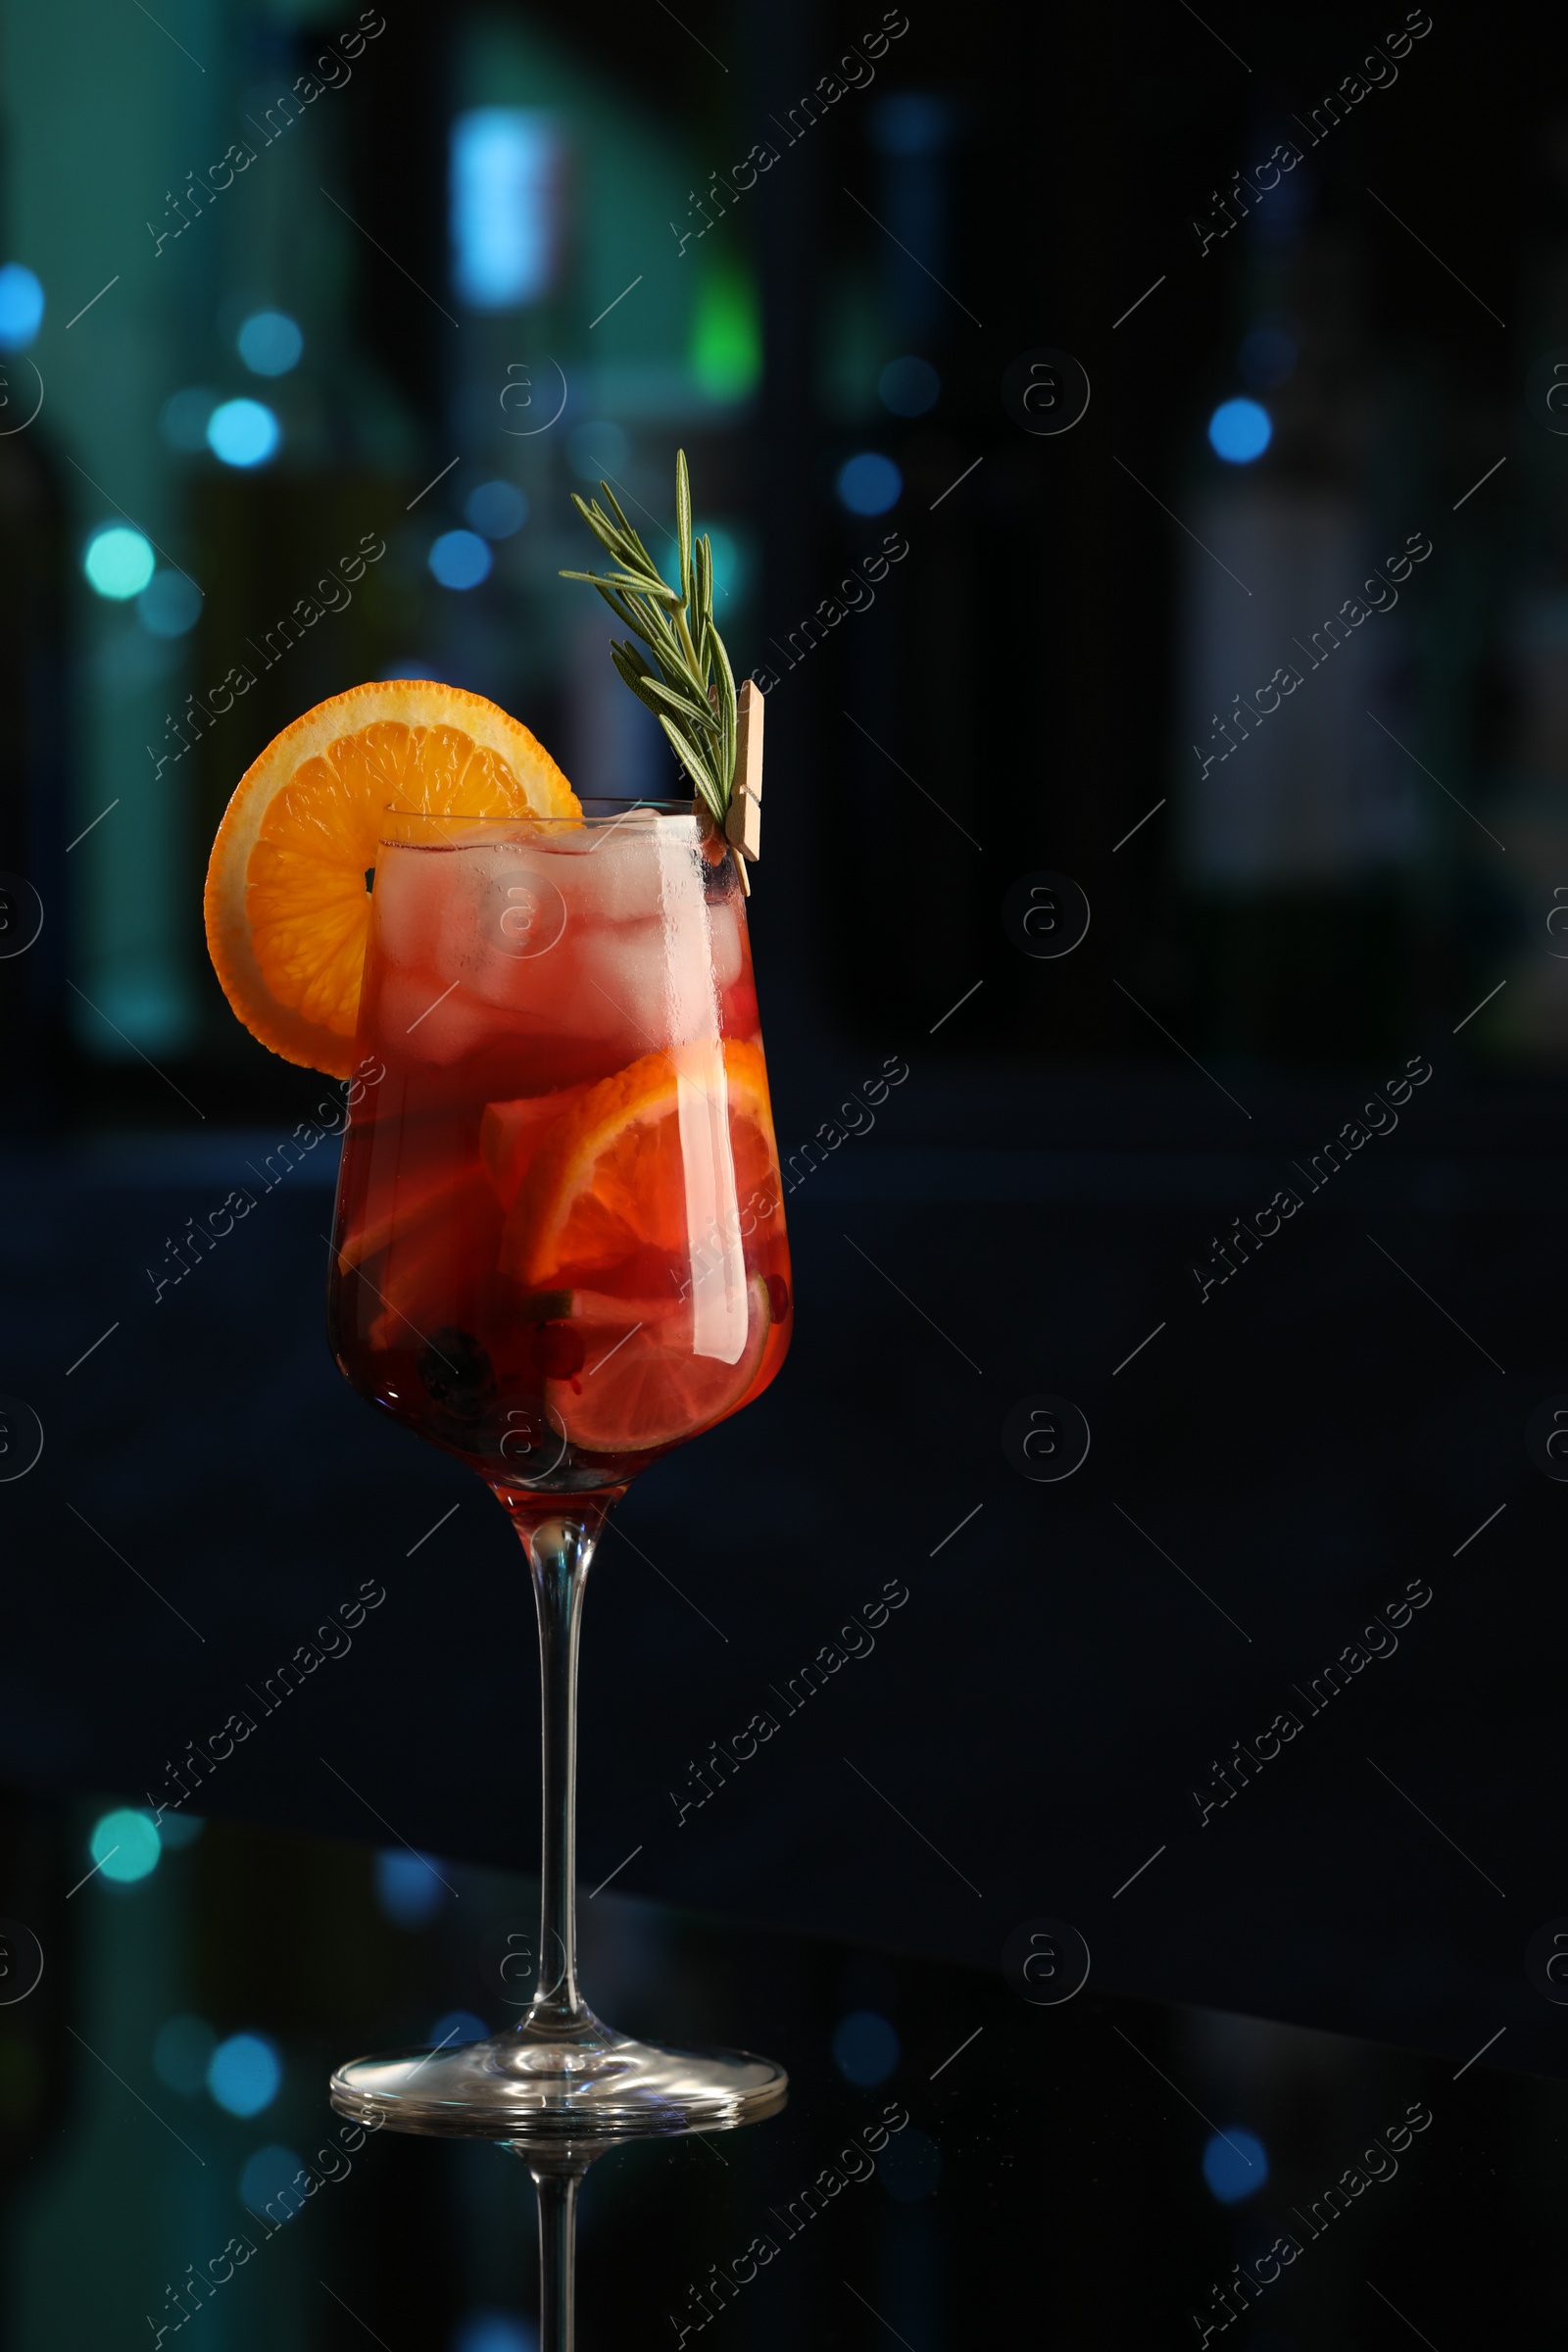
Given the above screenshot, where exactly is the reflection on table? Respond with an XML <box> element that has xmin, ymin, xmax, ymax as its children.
<box><xmin>1</xmin><ymin>1786</ymin><xmax>1563</xmax><ymax>2346</ymax></box>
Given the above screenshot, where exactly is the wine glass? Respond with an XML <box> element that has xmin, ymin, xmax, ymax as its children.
<box><xmin>324</xmin><ymin>802</ymin><xmax>792</xmax><ymax>2135</ymax></box>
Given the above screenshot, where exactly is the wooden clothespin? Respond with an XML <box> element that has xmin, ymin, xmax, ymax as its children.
<box><xmin>725</xmin><ymin>679</ymin><xmax>763</xmax><ymax>894</ymax></box>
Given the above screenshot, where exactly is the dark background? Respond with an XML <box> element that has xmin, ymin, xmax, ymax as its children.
<box><xmin>4</xmin><ymin>0</ymin><xmax>1568</xmax><ymax>2172</ymax></box>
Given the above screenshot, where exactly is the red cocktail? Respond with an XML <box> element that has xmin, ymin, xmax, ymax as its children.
<box><xmin>324</xmin><ymin>800</ymin><xmax>793</xmax><ymax>2137</ymax></box>
<box><xmin>328</xmin><ymin>803</ymin><xmax>790</xmax><ymax>1500</ymax></box>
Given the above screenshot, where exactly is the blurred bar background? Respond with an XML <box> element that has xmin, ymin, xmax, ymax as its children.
<box><xmin>5</xmin><ymin>0</ymin><xmax>1568</xmax><ymax>2313</ymax></box>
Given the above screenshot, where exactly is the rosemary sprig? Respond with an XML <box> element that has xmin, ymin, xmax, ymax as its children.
<box><xmin>561</xmin><ymin>450</ymin><xmax>738</xmax><ymax>833</ymax></box>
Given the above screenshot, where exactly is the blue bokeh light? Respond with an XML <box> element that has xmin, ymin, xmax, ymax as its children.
<box><xmin>452</xmin><ymin>2314</ymin><xmax>538</xmax><ymax>2352</ymax></box>
<box><xmin>831</xmin><ymin>2009</ymin><xmax>900</xmax><ymax>2086</ymax></box>
<box><xmin>153</xmin><ymin>2014</ymin><xmax>216</xmax><ymax>2095</ymax></box>
<box><xmin>870</xmin><ymin>93</ymin><xmax>952</xmax><ymax>157</ymax></box>
<box><xmin>567</xmin><ymin>419</ymin><xmax>629</xmax><ymax>482</ymax></box>
<box><xmin>88</xmin><ymin>1805</ymin><xmax>160</xmax><ymax>1877</ymax></box>
<box><xmin>0</xmin><ymin>263</ymin><xmax>44</xmax><ymax>351</ymax></box>
<box><xmin>237</xmin><ymin>310</ymin><xmax>304</xmax><ymax>376</ymax></box>
<box><xmin>138</xmin><ymin>570</ymin><xmax>204</xmax><ymax>640</ymax></box>
<box><xmin>466</xmin><ymin>479</ymin><xmax>528</xmax><ymax>539</ymax></box>
<box><xmin>1202</xmin><ymin>2126</ymin><xmax>1268</xmax><ymax>2203</ymax></box>
<box><xmin>878</xmin><ymin>356</ymin><xmax>940</xmax><ymax>416</ymax></box>
<box><xmin>156</xmin><ymin>1809</ymin><xmax>204</xmax><ymax>1848</ymax></box>
<box><xmin>1207</xmin><ymin>397</ymin><xmax>1272</xmax><ymax>465</ymax></box>
<box><xmin>374</xmin><ymin>1848</ymin><xmax>448</xmax><ymax>1925</ymax></box>
<box><xmin>1238</xmin><ymin>326</ymin><xmax>1297</xmax><ymax>390</ymax></box>
<box><xmin>207</xmin><ymin>2033</ymin><xmax>281</xmax><ymax>2118</ymax></box>
<box><xmin>161</xmin><ymin>387</ymin><xmax>217</xmax><ymax>453</ymax></box>
<box><xmin>207</xmin><ymin>397</ymin><xmax>280</xmax><ymax>468</ymax></box>
<box><xmin>429</xmin><ymin>529</ymin><xmax>492</xmax><ymax>590</ymax></box>
<box><xmin>239</xmin><ymin>2143</ymin><xmax>306</xmax><ymax>2221</ymax></box>
<box><xmin>451</xmin><ymin>109</ymin><xmax>560</xmax><ymax>310</ymax></box>
<box><xmin>837</xmin><ymin>452</ymin><xmax>903</xmax><ymax>515</ymax></box>
<box><xmin>430</xmin><ymin>2009</ymin><xmax>489</xmax><ymax>2049</ymax></box>
<box><xmin>83</xmin><ymin>530</ymin><xmax>156</xmax><ymax>603</ymax></box>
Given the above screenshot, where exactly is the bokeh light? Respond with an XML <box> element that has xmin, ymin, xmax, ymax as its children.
<box><xmin>238</xmin><ymin>2143</ymin><xmax>305</xmax><ymax>2220</ymax></box>
<box><xmin>566</xmin><ymin>418</ymin><xmax>629</xmax><ymax>481</ymax></box>
<box><xmin>152</xmin><ymin>2014</ymin><xmax>216</xmax><ymax>2095</ymax></box>
<box><xmin>466</xmin><ymin>479</ymin><xmax>528</xmax><ymax>539</ymax></box>
<box><xmin>837</xmin><ymin>452</ymin><xmax>903</xmax><ymax>515</ymax></box>
<box><xmin>691</xmin><ymin>262</ymin><xmax>761</xmax><ymax>402</ymax></box>
<box><xmin>1202</xmin><ymin>2126</ymin><xmax>1268</xmax><ymax>2202</ymax></box>
<box><xmin>430</xmin><ymin>2009</ymin><xmax>488</xmax><ymax>2048</ymax></box>
<box><xmin>83</xmin><ymin>530</ymin><xmax>156</xmax><ymax>603</ymax></box>
<box><xmin>451</xmin><ymin>108</ymin><xmax>560</xmax><ymax>311</ymax></box>
<box><xmin>1207</xmin><ymin>397</ymin><xmax>1272</xmax><ymax>464</ymax></box>
<box><xmin>878</xmin><ymin>356</ymin><xmax>940</xmax><ymax>416</ymax></box>
<box><xmin>374</xmin><ymin>1848</ymin><xmax>448</xmax><ymax>1925</ymax></box>
<box><xmin>87</xmin><ymin>1805</ymin><xmax>160</xmax><ymax>1877</ymax></box>
<box><xmin>452</xmin><ymin>2314</ymin><xmax>538</xmax><ymax>2352</ymax></box>
<box><xmin>161</xmin><ymin>386</ymin><xmax>217</xmax><ymax>453</ymax></box>
<box><xmin>1238</xmin><ymin>325</ymin><xmax>1297</xmax><ymax>390</ymax></box>
<box><xmin>662</xmin><ymin>521</ymin><xmax>742</xmax><ymax>604</ymax></box>
<box><xmin>207</xmin><ymin>2032</ymin><xmax>281</xmax><ymax>2118</ymax></box>
<box><xmin>207</xmin><ymin>397</ymin><xmax>280</xmax><ymax>468</ymax></box>
<box><xmin>831</xmin><ymin>2009</ymin><xmax>900</xmax><ymax>2085</ymax></box>
<box><xmin>0</xmin><ymin>262</ymin><xmax>44</xmax><ymax>351</ymax></box>
<box><xmin>237</xmin><ymin>310</ymin><xmax>304</xmax><ymax>376</ymax></box>
<box><xmin>870</xmin><ymin>91</ymin><xmax>952</xmax><ymax>156</ymax></box>
<box><xmin>137</xmin><ymin>570</ymin><xmax>203</xmax><ymax>639</ymax></box>
<box><xmin>428</xmin><ymin>529</ymin><xmax>492</xmax><ymax>590</ymax></box>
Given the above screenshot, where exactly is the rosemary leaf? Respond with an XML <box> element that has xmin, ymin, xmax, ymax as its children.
<box><xmin>659</xmin><ymin>712</ymin><xmax>724</xmax><ymax>817</ymax></box>
<box><xmin>560</xmin><ymin>566</ymin><xmax>679</xmax><ymax>604</ymax></box>
<box><xmin>564</xmin><ymin>447</ymin><xmax>742</xmax><ymax>833</ymax></box>
<box><xmin>638</xmin><ymin>674</ymin><xmax>720</xmax><ymax>734</ymax></box>
<box><xmin>675</xmin><ymin>449</ymin><xmax>693</xmax><ymax>611</ymax></box>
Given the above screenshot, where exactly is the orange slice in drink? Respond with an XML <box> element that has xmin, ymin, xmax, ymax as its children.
<box><xmin>503</xmin><ymin>1039</ymin><xmax>780</xmax><ymax>1290</ymax></box>
<box><xmin>204</xmin><ymin>679</ymin><xmax>579</xmax><ymax>1078</ymax></box>
<box><xmin>548</xmin><ymin>1275</ymin><xmax>771</xmax><ymax>1454</ymax></box>
<box><xmin>480</xmin><ymin>1082</ymin><xmax>598</xmax><ymax>1211</ymax></box>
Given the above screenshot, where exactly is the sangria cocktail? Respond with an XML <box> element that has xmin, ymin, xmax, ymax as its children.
<box><xmin>203</xmin><ymin>455</ymin><xmax>790</xmax><ymax>2136</ymax></box>
<box><xmin>328</xmin><ymin>804</ymin><xmax>790</xmax><ymax>1500</ymax></box>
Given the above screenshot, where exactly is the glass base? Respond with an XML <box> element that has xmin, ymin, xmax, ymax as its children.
<box><xmin>329</xmin><ymin>2011</ymin><xmax>787</xmax><ymax>2141</ymax></box>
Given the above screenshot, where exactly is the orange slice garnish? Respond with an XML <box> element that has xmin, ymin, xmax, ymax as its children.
<box><xmin>204</xmin><ymin>679</ymin><xmax>579</xmax><ymax>1077</ymax></box>
<box><xmin>550</xmin><ymin>1276</ymin><xmax>771</xmax><ymax>1454</ymax></box>
<box><xmin>502</xmin><ymin>1039</ymin><xmax>780</xmax><ymax>1290</ymax></box>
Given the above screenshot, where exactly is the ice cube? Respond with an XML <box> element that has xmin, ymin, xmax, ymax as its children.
<box><xmin>551</xmin><ymin>817</ymin><xmax>667</xmax><ymax>928</ymax></box>
<box><xmin>574</xmin><ymin>920</ymin><xmax>677</xmax><ymax>1056</ymax></box>
<box><xmin>709</xmin><ymin>898</ymin><xmax>743</xmax><ymax>993</ymax></box>
<box><xmin>379</xmin><ymin>972</ymin><xmax>499</xmax><ymax>1064</ymax></box>
<box><xmin>656</xmin><ymin>827</ymin><xmax>720</xmax><ymax>1051</ymax></box>
<box><xmin>372</xmin><ymin>844</ymin><xmax>453</xmax><ymax>975</ymax></box>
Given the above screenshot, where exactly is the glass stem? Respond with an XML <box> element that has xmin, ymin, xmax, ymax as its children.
<box><xmin>530</xmin><ymin>2164</ymin><xmax>581</xmax><ymax>2352</ymax></box>
<box><xmin>520</xmin><ymin>1514</ymin><xmax>596</xmax><ymax>2031</ymax></box>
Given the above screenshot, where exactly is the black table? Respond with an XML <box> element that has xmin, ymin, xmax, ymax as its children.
<box><xmin>1</xmin><ymin>1782</ymin><xmax>1562</xmax><ymax>2347</ymax></box>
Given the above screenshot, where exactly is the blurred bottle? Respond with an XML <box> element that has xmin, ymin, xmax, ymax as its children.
<box><xmin>168</xmin><ymin>19</ymin><xmax>422</xmax><ymax>1025</ymax></box>
<box><xmin>1175</xmin><ymin>132</ymin><xmax>1422</xmax><ymax>1064</ymax></box>
<box><xmin>0</xmin><ymin>283</ymin><xmax>70</xmax><ymax>1132</ymax></box>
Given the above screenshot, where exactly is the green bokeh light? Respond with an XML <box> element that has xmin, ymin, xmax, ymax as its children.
<box><xmin>89</xmin><ymin>1807</ymin><xmax>161</xmax><ymax>1882</ymax></box>
<box><xmin>691</xmin><ymin>261</ymin><xmax>760</xmax><ymax>402</ymax></box>
<box><xmin>83</xmin><ymin>527</ymin><xmax>156</xmax><ymax>601</ymax></box>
